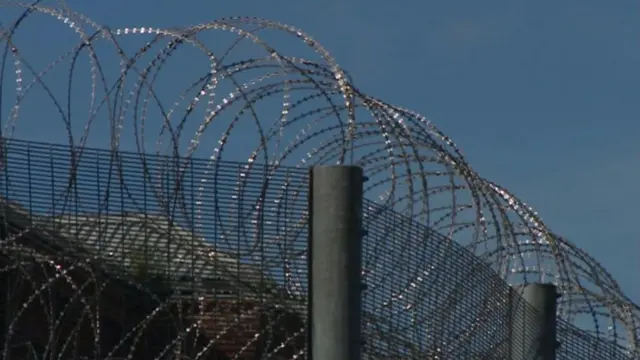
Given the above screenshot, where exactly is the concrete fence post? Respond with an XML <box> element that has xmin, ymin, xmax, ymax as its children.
<box><xmin>511</xmin><ymin>283</ymin><xmax>559</xmax><ymax>360</ymax></box>
<box><xmin>308</xmin><ymin>165</ymin><xmax>364</xmax><ymax>360</ymax></box>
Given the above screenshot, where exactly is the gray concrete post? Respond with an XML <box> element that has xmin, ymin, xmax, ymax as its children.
<box><xmin>510</xmin><ymin>283</ymin><xmax>559</xmax><ymax>360</ymax></box>
<box><xmin>308</xmin><ymin>165</ymin><xmax>364</xmax><ymax>360</ymax></box>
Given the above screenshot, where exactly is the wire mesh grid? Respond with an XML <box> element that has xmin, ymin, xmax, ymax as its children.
<box><xmin>0</xmin><ymin>139</ymin><xmax>310</xmax><ymax>359</ymax></box>
<box><xmin>0</xmin><ymin>138</ymin><xmax>634</xmax><ymax>360</ymax></box>
<box><xmin>360</xmin><ymin>191</ymin><xmax>635</xmax><ymax>360</ymax></box>
<box><xmin>0</xmin><ymin>1</ymin><xmax>639</xmax><ymax>359</ymax></box>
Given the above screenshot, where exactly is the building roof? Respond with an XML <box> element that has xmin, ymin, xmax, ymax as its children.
<box><xmin>0</xmin><ymin>199</ymin><xmax>279</xmax><ymax>296</ymax></box>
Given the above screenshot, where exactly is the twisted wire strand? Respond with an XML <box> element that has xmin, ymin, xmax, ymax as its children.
<box><xmin>0</xmin><ymin>1</ymin><xmax>638</xmax><ymax>359</ymax></box>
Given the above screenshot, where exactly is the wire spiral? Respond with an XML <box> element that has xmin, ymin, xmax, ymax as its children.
<box><xmin>0</xmin><ymin>1</ymin><xmax>639</xmax><ymax>359</ymax></box>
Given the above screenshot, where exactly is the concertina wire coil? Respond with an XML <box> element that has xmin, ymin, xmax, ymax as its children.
<box><xmin>0</xmin><ymin>1</ymin><xmax>638</xmax><ymax>359</ymax></box>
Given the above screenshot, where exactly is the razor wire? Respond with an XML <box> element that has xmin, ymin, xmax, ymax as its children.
<box><xmin>0</xmin><ymin>1</ymin><xmax>638</xmax><ymax>359</ymax></box>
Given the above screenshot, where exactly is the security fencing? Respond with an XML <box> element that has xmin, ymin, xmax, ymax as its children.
<box><xmin>1</xmin><ymin>2</ymin><xmax>639</xmax><ymax>358</ymax></box>
<box><xmin>0</xmin><ymin>138</ymin><xmax>633</xmax><ymax>359</ymax></box>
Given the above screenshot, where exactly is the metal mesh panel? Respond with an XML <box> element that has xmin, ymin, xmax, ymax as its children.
<box><xmin>0</xmin><ymin>138</ymin><xmax>634</xmax><ymax>360</ymax></box>
<box><xmin>0</xmin><ymin>139</ymin><xmax>309</xmax><ymax>359</ymax></box>
<box><xmin>361</xmin><ymin>203</ymin><xmax>525</xmax><ymax>358</ymax></box>
<box><xmin>360</xmin><ymin>196</ymin><xmax>634</xmax><ymax>360</ymax></box>
<box><xmin>557</xmin><ymin>321</ymin><xmax>634</xmax><ymax>360</ymax></box>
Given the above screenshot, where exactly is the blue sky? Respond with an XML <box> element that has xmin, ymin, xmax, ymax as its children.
<box><xmin>1</xmin><ymin>0</ymin><xmax>639</xmax><ymax>311</ymax></box>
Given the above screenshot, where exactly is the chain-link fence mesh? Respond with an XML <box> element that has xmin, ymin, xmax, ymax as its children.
<box><xmin>0</xmin><ymin>138</ymin><xmax>633</xmax><ymax>359</ymax></box>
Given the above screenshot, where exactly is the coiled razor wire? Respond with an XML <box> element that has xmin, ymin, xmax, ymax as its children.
<box><xmin>0</xmin><ymin>1</ymin><xmax>638</xmax><ymax>359</ymax></box>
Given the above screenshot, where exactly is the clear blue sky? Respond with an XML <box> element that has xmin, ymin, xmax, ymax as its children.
<box><xmin>2</xmin><ymin>0</ymin><xmax>639</xmax><ymax>305</ymax></box>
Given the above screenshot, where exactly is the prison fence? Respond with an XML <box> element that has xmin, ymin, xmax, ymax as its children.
<box><xmin>0</xmin><ymin>138</ymin><xmax>633</xmax><ymax>360</ymax></box>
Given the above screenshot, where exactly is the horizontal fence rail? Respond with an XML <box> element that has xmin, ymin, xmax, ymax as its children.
<box><xmin>0</xmin><ymin>139</ymin><xmax>633</xmax><ymax>360</ymax></box>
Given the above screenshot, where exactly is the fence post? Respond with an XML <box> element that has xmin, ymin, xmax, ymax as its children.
<box><xmin>511</xmin><ymin>283</ymin><xmax>559</xmax><ymax>360</ymax></box>
<box><xmin>308</xmin><ymin>165</ymin><xmax>364</xmax><ymax>360</ymax></box>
